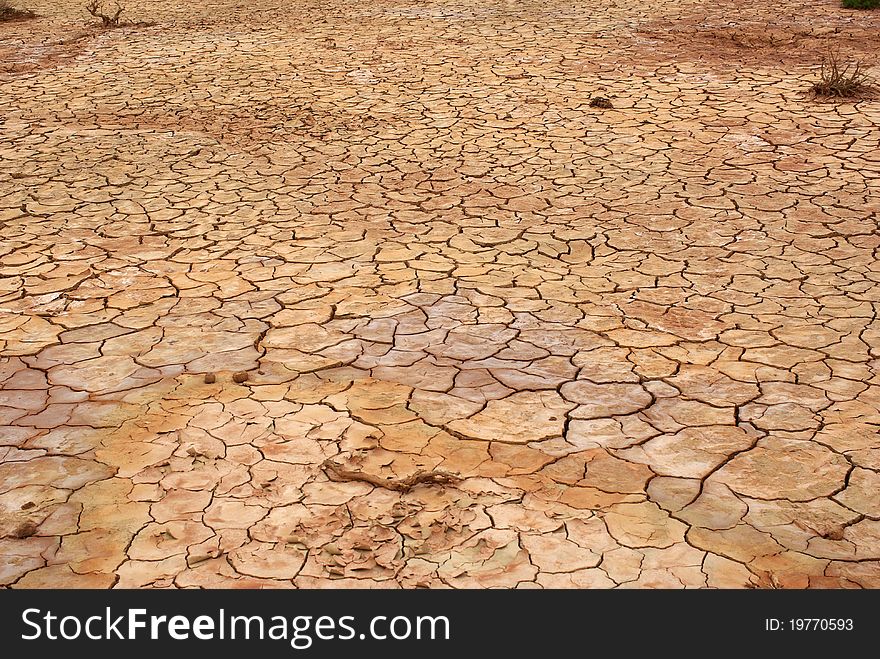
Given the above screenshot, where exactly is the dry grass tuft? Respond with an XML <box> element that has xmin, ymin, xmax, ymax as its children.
<box><xmin>810</xmin><ymin>49</ymin><xmax>874</xmax><ymax>98</ymax></box>
<box><xmin>0</xmin><ymin>0</ymin><xmax>36</xmax><ymax>21</ymax></box>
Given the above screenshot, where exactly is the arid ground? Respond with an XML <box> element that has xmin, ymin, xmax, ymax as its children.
<box><xmin>1</xmin><ymin>0</ymin><xmax>879</xmax><ymax>589</ymax></box>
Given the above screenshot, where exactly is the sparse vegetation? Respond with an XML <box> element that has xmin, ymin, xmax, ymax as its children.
<box><xmin>85</xmin><ymin>0</ymin><xmax>124</xmax><ymax>27</ymax></box>
<box><xmin>842</xmin><ymin>0</ymin><xmax>879</xmax><ymax>9</ymax></box>
<box><xmin>810</xmin><ymin>49</ymin><xmax>874</xmax><ymax>98</ymax></box>
<box><xmin>0</xmin><ymin>0</ymin><xmax>36</xmax><ymax>21</ymax></box>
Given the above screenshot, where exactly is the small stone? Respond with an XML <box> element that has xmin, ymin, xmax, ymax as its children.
<box><xmin>204</xmin><ymin>373</ymin><xmax>216</xmax><ymax>384</ymax></box>
<box><xmin>10</xmin><ymin>522</ymin><xmax>39</xmax><ymax>539</ymax></box>
<box><xmin>824</xmin><ymin>527</ymin><xmax>845</xmax><ymax>541</ymax></box>
<box><xmin>589</xmin><ymin>96</ymin><xmax>614</xmax><ymax>109</ymax></box>
<box><xmin>232</xmin><ymin>371</ymin><xmax>249</xmax><ymax>383</ymax></box>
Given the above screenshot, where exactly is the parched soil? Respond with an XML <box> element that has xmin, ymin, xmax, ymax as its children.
<box><xmin>1</xmin><ymin>0</ymin><xmax>879</xmax><ymax>589</ymax></box>
<box><xmin>636</xmin><ymin>0</ymin><xmax>880</xmax><ymax>66</ymax></box>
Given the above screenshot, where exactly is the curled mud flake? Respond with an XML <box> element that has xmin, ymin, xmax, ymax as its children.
<box><xmin>321</xmin><ymin>459</ymin><xmax>461</xmax><ymax>493</ymax></box>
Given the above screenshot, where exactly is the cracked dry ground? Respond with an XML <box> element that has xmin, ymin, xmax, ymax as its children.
<box><xmin>1</xmin><ymin>0</ymin><xmax>880</xmax><ymax>590</ymax></box>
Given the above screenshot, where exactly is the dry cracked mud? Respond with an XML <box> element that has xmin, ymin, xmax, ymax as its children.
<box><xmin>1</xmin><ymin>0</ymin><xmax>879</xmax><ymax>589</ymax></box>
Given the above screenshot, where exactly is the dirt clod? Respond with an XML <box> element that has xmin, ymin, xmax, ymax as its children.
<box><xmin>9</xmin><ymin>522</ymin><xmax>39</xmax><ymax>539</ymax></box>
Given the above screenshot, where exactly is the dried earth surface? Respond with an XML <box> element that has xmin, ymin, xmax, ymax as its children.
<box><xmin>1</xmin><ymin>0</ymin><xmax>879</xmax><ymax>588</ymax></box>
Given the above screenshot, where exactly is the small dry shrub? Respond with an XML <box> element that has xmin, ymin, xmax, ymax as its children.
<box><xmin>810</xmin><ymin>49</ymin><xmax>874</xmax><ymax>98</ymax></box>
<box><xmin>85</xmin><ymin>0</ymin><xmax>124</xmax><ymax>27</ymax></box>
<box><xmin>0</xmin><ymin>0</ymin><xmax>36</xmax><ymax>21</ymax></box>
<box><xmin>842</xmin><ymin>0</ymin><xmax>879</xmax><ymax>9</ymax></box>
